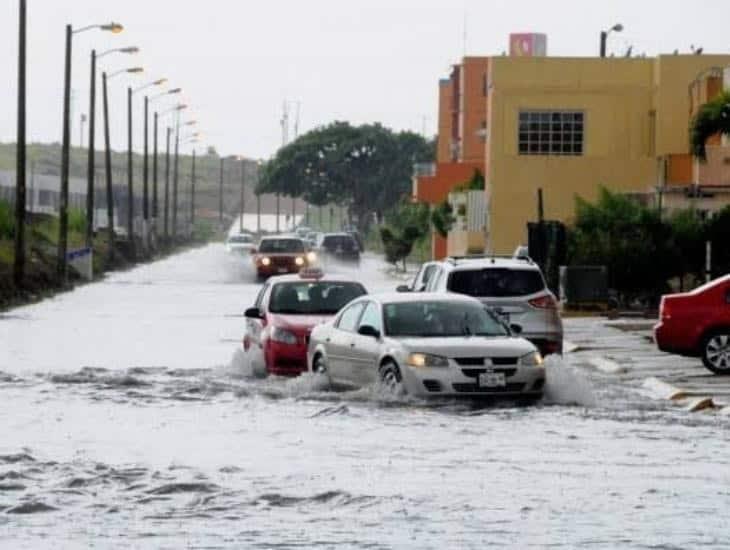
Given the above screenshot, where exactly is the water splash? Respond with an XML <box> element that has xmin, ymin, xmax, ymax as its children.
<box><xmin>543</xmin><ymin>355</ymin><xmax>597</xmax><ymax>407</ymax></box>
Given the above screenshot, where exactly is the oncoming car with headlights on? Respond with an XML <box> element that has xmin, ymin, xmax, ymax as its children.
<box><xmin>307</xmin><ymin>292</ymin><xmax>546</xmax><ymax>399</ymax></box>
<box><xmin>243</xmin><ymin>269</ymin><xmax>367</xmax><ymax>376</ymax></box>
<box><xmin>252</xmin><ymin>237</ymin><xmax>317</xmax><ymax>280</ymax></box>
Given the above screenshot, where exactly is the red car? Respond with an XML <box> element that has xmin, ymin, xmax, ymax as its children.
<box><xmin>252</xmin><ymin>237</ymin><xmax>316</xmax><ymax>280</ymax></box>
<box><xmin>654</xmin><ymin>275</ymin><xmax>730</xmax><ymax>374</ymax></box>
<box><xmin>243</xmin><ymin>269</ymin><xmax>367</xmax><ymax>376</ymax></box>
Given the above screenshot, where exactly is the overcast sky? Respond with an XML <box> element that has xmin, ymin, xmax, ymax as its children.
<box><xmin>1</xmin><ymin>0</ymin><xmax>729</xmax><ymax>160</ymax></box>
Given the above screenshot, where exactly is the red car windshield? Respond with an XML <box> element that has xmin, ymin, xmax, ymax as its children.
<box><xmin>269</xmin><ymin>282</ymin><xmax>366</xmax><ymax>314</ymax></box>
<box><xmin>258</xmin><ymin>239</ymin><xmax>305</xmax><ymax>253</ymax></box>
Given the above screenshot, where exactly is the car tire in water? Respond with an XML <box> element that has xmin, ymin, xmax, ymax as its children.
<box><xmin>701</xmin><ymin>330</ymin><xmax>730</xmax><ymax>375</ymax></box>
<box><xmin>379</xmin><ymin>361</ymin><xmax>405</xmax><ymax>396</ymax></box>
<box><xmin>312</xmin><ymin>354</ymin><xmax>332</xmax><ymax>389</ymax></box>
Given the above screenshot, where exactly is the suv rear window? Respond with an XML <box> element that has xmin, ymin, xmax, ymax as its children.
<box><xmin>322</xmin><ymin>235</ymin><xmax>357</xmax><ymax>250</ymax></box>
<box><xmin>448</xmin><ymin>268</ymin><xmax>545</xmax><ymax>297</ymax></box>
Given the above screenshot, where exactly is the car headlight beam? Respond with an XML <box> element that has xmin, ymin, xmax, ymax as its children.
<box><xmin>295</xmin><ymin>256</ymin><xmax>305</xmax><ymax>266</ymax></box>
<box><xmin>261</xmin><ymin>257</ymin><xmax>271</xmax><ymax>266</ymax></box>
<box><xmin>406</xmin><ymin>353</ymin><xmax>450</xmax><ymax>368</ymax></box>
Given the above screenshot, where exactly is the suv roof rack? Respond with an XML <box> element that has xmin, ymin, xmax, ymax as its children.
<box><xmin>446</xmin><ymin>254</ymin><xmax>534</xmax><ymax>265</ymax></box>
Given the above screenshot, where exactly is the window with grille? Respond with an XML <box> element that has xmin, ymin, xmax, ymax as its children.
<box><xmin>518</xmin><ymin>111</ymin><xmax>584</xmax><ymax>156</ymax></box>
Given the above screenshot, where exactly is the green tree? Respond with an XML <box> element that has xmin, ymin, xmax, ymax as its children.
<box><xmin>668</xmin><ymin>209</ymin><xmax>706</xmax><ymax>290</ymax></box>
<box><xmin>258</xmin><ymin>122</ymin><xmax>433</xmax><ymax>232</ymax></box>
<box><xmin>690</xmin><ymin>90</ymin><xmax>730</xmax><ymax>160</ymax></box>
<box><xmin>707</xmin><ymin>206</ymin><xmax>730</xmax><ymax>277</ymax></box>
<box><xmin>380</xmin><ymin>200</ymin><xmax>430</xmax><ymax>270</ymax></box>
<box><xmin>568</xmin><ymin>187</ymin><xmax>673</xmax><ymax>300</ymax></box>
<box><xmin>431</xmin><ymin>200</ymin><xmax>455</xmax><ymax>238</ymax></box>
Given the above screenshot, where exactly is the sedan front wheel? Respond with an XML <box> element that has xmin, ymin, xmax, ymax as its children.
<box><xmin>701</xmin><ymin>331</ymin><xmax>730</xmax><ymax>375</ymax></box>
<box><xmin>379</xmin><ymin>361</ymin><xmax>406</xmax><ymax>396</ymax></box>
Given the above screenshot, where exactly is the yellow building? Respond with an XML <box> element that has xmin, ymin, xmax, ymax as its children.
<box><xmin>485</xmin><ymin>54</ymin><xmax>730</xmax><ymax>254</ymax></box>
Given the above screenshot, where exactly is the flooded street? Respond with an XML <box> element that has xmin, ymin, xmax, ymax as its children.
<box><xmin>2</xmin><ymin>244</ymin><xmax>730</xmax><ymax>549</ymax></box>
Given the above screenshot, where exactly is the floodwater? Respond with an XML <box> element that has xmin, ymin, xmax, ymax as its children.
<box><xmin>1</xmin><ymin>244</ymin><xmax>730</xmax><ymax>549</ymax></box>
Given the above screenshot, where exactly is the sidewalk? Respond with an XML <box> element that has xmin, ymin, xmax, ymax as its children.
<box><xmin>563</xmin><ymin>317</ymin><xmax>730</xmax><ymax>413</ymax></box>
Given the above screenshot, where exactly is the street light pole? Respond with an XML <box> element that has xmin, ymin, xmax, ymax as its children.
<box><xmin>600</xmin><ymin>23</ymin><xmax>623</xmax><ymax>57</ymax></box>
<box><xmin>85</xmin><ymin>48</ymin><xmax>97</xmax><ymax>249</ymax></box>
<box><xmin>58</xmin><ymin>24</ymin><xmax>73</xmax><ymax>282</ymax></box>
<box><xmin>102</xmin><ymin>71</ymin><xmax>114</xmax><ymax>263</ymax></box>
<box><xmin>164</xmin><ymin>127</ymin><xmax>171</xmax><ymax>240</ymax></box>
<box><xmin>153</xmin><ymin>111</ymin><xmax>158</xmax><ymax>231</ymax></box>
<box><xmin>127</xmin><ymin>86</ymin><xmax>135</xmax><ymax>259</ymax></box>
<box><xmin>14</xmin><ymin>0</ymin><xmax>27</xmax><ymax>286</ymax></box>
<box><xmin>143</xmin><ymin>95</ymin><xmax>149</xmax><ymax>251</ymax></box>
<box><xmin>172</xmin><ymin>117</ymin><xmax>180</xmax><ymax>240</ymax></box>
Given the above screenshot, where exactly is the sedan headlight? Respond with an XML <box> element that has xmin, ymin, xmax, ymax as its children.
<box><xmin>407</xmin><ymin>353</ymin><xmax>450</xmax><ymax>368</ymax></box>
<box><xmin>295</xmin><ymin>256</ymin><xmax>305</xmax><ymax>266</ymax></box>
<box><xmin>271</xmin><ymin>327</ymin><xmax>298</xmax><ymax>345</ymax></box>
<box><xmin>520</xmin><ymin>351</ymin><xmax>544</xmax><ymax>367</ymax></box>
<box><xmin>260</xmin><ymin>257</ymin><xmax>271</xmax><ymax>266</ymax></box>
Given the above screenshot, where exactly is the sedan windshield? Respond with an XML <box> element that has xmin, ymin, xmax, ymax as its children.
<box><xmin>258</xmin><ymin>239</ymin><xmax>305</xmax><ymax>253</ymax></box>
<box><xmin>383</xmin><ymin>301</ymin><xmax>509</xmax><ymax>338</ymax></box>
<box><xmin>269</xmin><ymin>282</ymin><xmax>367</xmax><ymax>314</ymax></box>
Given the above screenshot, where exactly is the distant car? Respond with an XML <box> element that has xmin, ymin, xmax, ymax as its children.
<box><xmin>307</xmin><ymin>292</ymin><xmax>545</xmax><ymax>399</ymax></box>
<box><xmin>654</xmin><ymin>275</ymin><xmax>730</xmax><ymax>374</ymax></box>
<box><xmin>397</xmin><ymin>261</ymin><xmax>440</xmax><ymax>293</ymax></box>
<box><xmin>226</xmin><ymin>233</ymin><xmax>256</xmax><ymax>255</ymax></box>
<box><xmin>424</xmin><ymin>256</ymin><xmax>563</xmax><ymax>357</ymax></box>
<box><xmin>305</xmin><ymin>232</ymin><xmax>319</xmax><ymax>249</ymax></box>
<box><xmin>243</xmin><ymin>269</ymin><xmax>368</xmax><ymax>376</ymax></box>
<box><xmin>295</xmin><ymin>226</ymin><xmax>312</xmax><ymax>239</ymax></box>
<box><xmin>316</xmin><ymin>233</ymin><xmax>360</xmax><ymax>263</ymax></box>
<box><xmin>252</xmin><ymin>237</ymin><xmax>316</xmax><ymax>279</ymax></box>
<box><xmin>346</xmin><ymin>229</ymin><xmax>364</xmax><ymax>252</ymax></box>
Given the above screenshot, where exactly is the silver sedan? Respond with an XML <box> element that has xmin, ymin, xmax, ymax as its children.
<box><xmin>307</xmin><ymin>292</ymin><xmax>546</xmax><ymax>399</ymax></box>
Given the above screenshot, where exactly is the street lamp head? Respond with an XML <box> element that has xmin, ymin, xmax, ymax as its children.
<box><xmin>184</xmin><ymin>120</ymin><xmax>198</xmax><ymax>126</ymax></box>
<box><xmin>101</xmin><ymin>22</ymin><xmax>124</xmax><ymax>34</ymax></box>
<box><xmin>120</xmin><ymin>47</ymin><xmax>139</xmax><ymax>54</ymax></box>
<box><xmin>153</xmin><ymin>78</ymin><xmax>168</xmax><ymax>86</ymax></box>
<box><xmin>127</xmin><ymin>67</ymin><xmax>144</xmax><ymax>74</ymax></box>
<box><xmin>168</xmin><ymin>88</ymin><xmax>182</xmax><ymax>95</ymax></box>
<box><xmin>611</xmin><ymin>23</ymin><xmax>623</xmax><ymax>32</ymax></box>
<box><xmin>176</xmin><ymin>104</ymin><xmax>188</xmax><ymax>111</ymax></box>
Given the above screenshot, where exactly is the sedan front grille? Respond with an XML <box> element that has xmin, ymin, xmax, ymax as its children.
<box><xmin>455</xmin><ymin>357</ymin><xmax>518</xmax><ymax>366</ymax></box>
<box><xmin>452</xmin><ymin>382</ymin><xmax>525</xmax><ymax>393</ymax></box>
<box><xmin>461</xmin><ymin>368</ymin><xmax>517</xmax><ymax>379</ymax></box>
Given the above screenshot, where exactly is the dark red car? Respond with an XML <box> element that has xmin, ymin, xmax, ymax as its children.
<box><xmin>654</xmin><ymin>275</ymin><xmax>730</xmax><ymax>374</ymax></box>
<box><xmin>243</xmin><ymin>270</ymin><xmax>367</xmax><ymax>376</ymax></box>
<box><xmin>252</xmin><ymin>237</ymin><xmax>316</xmax><ymax>280</ymax></box>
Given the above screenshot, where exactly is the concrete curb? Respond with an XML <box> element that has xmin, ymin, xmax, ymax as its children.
<box><xmin>642</xmin><ymin>377</ymin><xmax>718</xmax><ymax>413</ymax></box>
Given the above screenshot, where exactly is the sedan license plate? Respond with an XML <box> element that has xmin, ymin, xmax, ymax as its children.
<box><xmin>278</xmin><ymin>267</ymin><xmax>288</xmax><ymax>273</ymax></box>
<box><xmin>479</xmin><ymin>372</ymin><xmax>506</xmax><ymax>388</ymax></box>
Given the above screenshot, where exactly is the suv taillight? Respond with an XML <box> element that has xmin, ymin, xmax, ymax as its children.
<box><xmin>528</xmin><ymin>295</ymin><xmax>557</xmax><ymax>309</ymax></box>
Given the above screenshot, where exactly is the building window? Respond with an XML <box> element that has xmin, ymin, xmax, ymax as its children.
<box><xmin>518</xmin><ymin>111</ymin><xmax>584</xmax><ymax>156</ymax></box>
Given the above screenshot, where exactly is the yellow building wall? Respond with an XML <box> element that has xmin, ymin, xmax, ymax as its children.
<box><xmin>485</xmin><ymin>55</ymin><xmax>730</xmax><ymax>255</ymax></box>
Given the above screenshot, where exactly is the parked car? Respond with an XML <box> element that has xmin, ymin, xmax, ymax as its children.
<box><xmin>243</xmin><ymin>269</ymin><xmax>368</xmax><ymax>376</ymax></box>
<box><xmin>308</xmin><ymin>292</ymin><xmax>545</xmax><ymax>399</ymax></box>
<box><xmin>397</xmin><ymin>261</ymin><xmax>440</xmax><ymax>293</ymax></box>
<box><xmin>654</xmin><ymin>275</ymin><xmax>730</xmax><ymax>374</ymax></box>
<box><xmin>423</xmin><ymin>256</ymin><xmax>563</xmax><ymax>356</ymax></box>
<box><xmin>252</xmin><ymin>236</ymin><xmax>316</xmax><ymax>279</ymax></box>
<box><xmin>316</xmin><ymin>233</ymin><xmax>360</xmax><ymax>263</ymax></box>
<box><xmin>225</xmin><ymin>233</ymin><xmax>256</xmax><ymax>255</ymax></box>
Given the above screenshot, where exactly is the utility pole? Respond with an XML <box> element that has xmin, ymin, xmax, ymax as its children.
<box><xmin>102</xmin><ymin>72</ymin><xmax>114</xmax><ymax>262</ymax></box>
<box><xmin>58</xmin><ymin>23</ymin><xmax>73</xmax><ymax>283</ymax></box>
<box><xmin>14</xmin><ymin>0</ymin><xmax>27</xmax><ymax>286</ymax></box>
<box><xmin>85</xmin><ymin>49</ymin><xmax>96</xmax><ymax>249</ymax></box>
<box><xmin>152</xmin><ymin>111</ymin><xmax>158</xmax><ymax>235</ymax></box>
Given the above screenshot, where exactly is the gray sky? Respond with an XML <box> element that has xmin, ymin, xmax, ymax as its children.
<box><xmin>1</xmin><ymin>0</ymin><xmax>729</xmax><ymax>160</ymax></box>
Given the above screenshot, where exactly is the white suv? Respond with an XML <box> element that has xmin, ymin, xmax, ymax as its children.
<box><xmin>424</xmin><ymin>256</ymin><xmax>563</xmax><ymax>356</ymax></box>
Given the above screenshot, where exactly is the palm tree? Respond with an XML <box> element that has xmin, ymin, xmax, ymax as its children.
<box><xmin>690</xmin><ymin>90</ymin><xmax>730</xmax><ymax>161</ymax></box>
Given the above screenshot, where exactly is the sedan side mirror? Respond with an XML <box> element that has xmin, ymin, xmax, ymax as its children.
<box><xmin>358</xmin><ymin>325</ymin><xmax>381</xmax><ymax>339</ymax></box>
<box><xmin>396</xmin><ymin>285</ymin><xmax>411</xmax><ymax>293</ymax></box>
<box><xmin>245</xmin><ymin>307</ymin><xmax>263</xmax><ymax>319</ymax></box>
<box><xmin>510</xmin><ymin>323</ymin><xmax>523</xmax><ymax>335</ymax></box>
